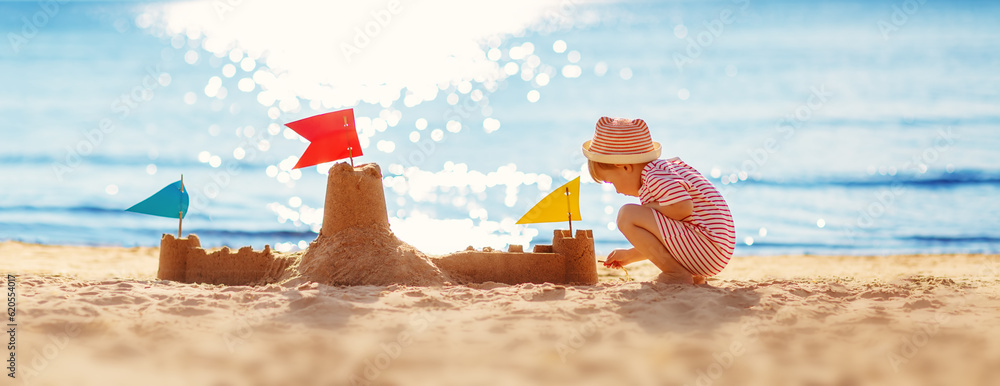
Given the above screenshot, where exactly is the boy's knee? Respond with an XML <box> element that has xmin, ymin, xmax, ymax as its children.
<box><xmin>616</xmin><ymin>204</ymin><xmax>644</xmax><ymax>226</ymax></box>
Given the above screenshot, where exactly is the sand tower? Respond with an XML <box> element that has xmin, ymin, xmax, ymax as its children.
<box><xmin>295</xmin><ymin>163</ymin><xmax>450</xmax><ymax>286</ymax></box>
<box><xmin>553</xmin><ymin>229</ymin><xmax>598</xmax><ymax>284</ymax></box>
<box><xmin>158</xmin><ymin>233</ymin><xmax>201</xmax><ymax>281</ymax></box>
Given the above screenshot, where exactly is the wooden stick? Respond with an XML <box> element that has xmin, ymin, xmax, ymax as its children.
<box><xmin>565</xmin><ymin>186</ymin><xmax>572</xmax><ymax>235</ymax></box>
<box><xmin>345</xmin><ymin>116</ymin><xmax>355</xmax><ymax>167</ymax></box>
<box><xmin>178</xmin><ymin>174</ymin><xmax>184</xmax><ymax>238</ymax></box>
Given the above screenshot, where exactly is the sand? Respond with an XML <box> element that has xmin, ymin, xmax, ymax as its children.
<box><xmin>4</xmin><ymin>242</ymin><xmax>999</xmax><ymax>386</ymax></box>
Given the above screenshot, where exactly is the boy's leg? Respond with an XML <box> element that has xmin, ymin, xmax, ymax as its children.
<box><xmin>616</xmin><ymin>204</ymin><xmax>693</xmax><ymax>284</ymax></box>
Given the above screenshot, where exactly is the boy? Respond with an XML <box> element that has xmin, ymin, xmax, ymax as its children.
<box><xmin>583</xmin><ymin>117</ymin><xmax>735</xmax><ymax>284</ymax></box>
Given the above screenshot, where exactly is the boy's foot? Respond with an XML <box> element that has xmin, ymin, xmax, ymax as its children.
<box><xmin>655</xmin><ymin>270</ymin><xmax>693</xmax><ymax>285</ymax></box>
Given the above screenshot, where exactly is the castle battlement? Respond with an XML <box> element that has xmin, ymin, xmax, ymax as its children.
<box><xmin>158</xmin><ymin>234</ymin><xmax>294</xmax><ymax>286</ymax></box>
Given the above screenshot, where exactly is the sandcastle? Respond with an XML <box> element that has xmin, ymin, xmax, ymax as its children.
<box><xmin>157</xmin><ymin>162</ymin><xmax>598</xmax><ymax>286</ymax></box>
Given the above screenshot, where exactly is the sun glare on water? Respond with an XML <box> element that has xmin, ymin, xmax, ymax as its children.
<box><xmin>140</xmin><ymin>0</ymin><xmax>583</xmax><ymax>109</ymax></box>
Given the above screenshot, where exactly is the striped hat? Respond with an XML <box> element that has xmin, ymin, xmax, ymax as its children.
<box><xmin>582</xmin><ymin>117</ymin><xmax>661</xmax><ymax>164</ymax></box>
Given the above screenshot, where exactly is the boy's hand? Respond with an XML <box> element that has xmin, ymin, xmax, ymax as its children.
<box><xmin>605</xmin><ymin>248</ymin><xmax>643</xmax><ymax>268</ymax></box>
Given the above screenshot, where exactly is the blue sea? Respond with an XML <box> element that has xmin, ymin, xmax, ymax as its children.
<box><xmin>1</xmin><ymin>0</ymin><xmax>998</xmax><ymax>256</ymax></box>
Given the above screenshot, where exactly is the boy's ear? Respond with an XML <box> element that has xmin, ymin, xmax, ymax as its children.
<box><xmin>618</xmin><ymin>164</ymin><xmax>633</xmax><ymax>172</ymax></box>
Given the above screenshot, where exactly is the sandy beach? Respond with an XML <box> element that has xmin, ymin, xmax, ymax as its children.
<box><xmin>4</xmin><ymin>241</ymin><xmax>999</xmax><ymax>386</ymax></box>
<box><xmin>3</xmin><ymin>1</ymin><xmax>998</xmax><ymax>385</ymax></box>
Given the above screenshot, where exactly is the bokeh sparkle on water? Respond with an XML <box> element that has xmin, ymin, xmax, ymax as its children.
<box><xmin>136</xmin><ymin>0</ymin><xmax>597</xmax><ymax>254</ymax></box>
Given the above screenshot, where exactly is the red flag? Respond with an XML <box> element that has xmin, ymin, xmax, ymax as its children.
<box><xmin>285</xmin><ymin>108</ymin><xmax>363</xmax><ymax>169</ymax></box>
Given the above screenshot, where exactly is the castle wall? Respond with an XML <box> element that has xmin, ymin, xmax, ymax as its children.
<box><xmin>433</xmin><ymin>250</ymin><xmax>567</xmax><ymax>285</ymax></box>
<box><xmin>433</xmin><ymin>230</ymin><xmax>598</xmax><ymax>285</ymax></box>
<box><xmin>186</xmin><ymin>245</ymin><xmax>293</xmax><ymax>286</ymax></box>
<box><xmin>157</xmin><ymin>234</ymin><xmax>293</xmax><ymax>286</ymax></box>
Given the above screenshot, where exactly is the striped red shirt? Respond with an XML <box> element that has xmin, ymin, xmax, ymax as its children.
<box><xmin>638</xmin><ymin>158</ymin><xmax>736</xmax><ymax>276</ymax></box>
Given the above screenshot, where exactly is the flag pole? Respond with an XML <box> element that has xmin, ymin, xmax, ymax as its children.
<box><xmin>345</xmin><ymin>116</ymin><xmax>354</xmax><ymax>167</ymax></box>
<box><xmin>178</xmin><ymin>174</ymin><xmax>184</xmax><ymax>238</ymax></box>
<box><xmin>565</xmin><ymin>186</ymin><xmax>572</xmax><ymax>235</ymax></box>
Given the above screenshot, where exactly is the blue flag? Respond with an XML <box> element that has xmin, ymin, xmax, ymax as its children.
<box><xmin>126</xmin><ymin>180</ymin><xmax>189</xmax><ymax>219</ymax></box>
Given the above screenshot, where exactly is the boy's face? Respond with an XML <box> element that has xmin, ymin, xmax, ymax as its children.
<box><xmin>598</xmin><ymin>164</ymin><xmax>642</xmax><ymax>197</ymax></box>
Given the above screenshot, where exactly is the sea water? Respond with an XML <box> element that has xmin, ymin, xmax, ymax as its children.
<box><xmin>0</xmin><ymin>0</ymin><xmax>997</xmax><ymax>256</ymax></box>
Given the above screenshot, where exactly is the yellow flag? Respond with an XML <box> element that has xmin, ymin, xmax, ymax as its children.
<box><xmin>516</xmin><ymin>177</ymin><xmax>581</xmax><ymax>224</ymax></box>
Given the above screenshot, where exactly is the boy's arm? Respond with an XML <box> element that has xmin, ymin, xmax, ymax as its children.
<box><xmin>643</xmin><ymin>200</ymin><xmax>693</xmax><ymax>221</ymax></box>
<box><xmin>641</xmin><ymin>175</ymin><xmax>693</xmax><ymax>221</ymax></box>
